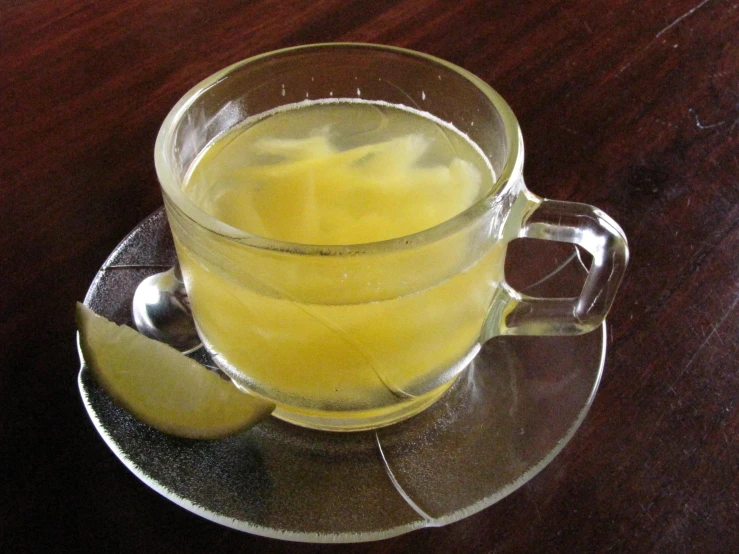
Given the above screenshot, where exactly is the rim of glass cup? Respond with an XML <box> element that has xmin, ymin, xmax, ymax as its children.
<box><xmin>154</xmin><ymin>43</ymin><xmax>524</xmax><ymax>254</ymax></box>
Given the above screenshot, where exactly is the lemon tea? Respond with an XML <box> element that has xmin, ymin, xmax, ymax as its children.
<box><xmin>174</xmin><ymin>99</ymin><xmax>503</xmax><ymax>428</ymax></box>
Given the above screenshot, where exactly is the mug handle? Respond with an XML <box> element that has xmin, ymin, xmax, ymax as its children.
<box><xmin>484</xmin><ymin>190</ymin><xmax>629</xmax><ymax>338</ymax></box>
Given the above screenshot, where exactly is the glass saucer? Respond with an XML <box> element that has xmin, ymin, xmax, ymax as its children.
<box><xmin>78</xmin><ymin>209</ymin><xmax>605</xmax><ymax>543</ymax></box>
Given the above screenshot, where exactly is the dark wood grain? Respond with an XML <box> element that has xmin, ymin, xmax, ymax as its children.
<box><xmin>2</xmin><ymin>0</ymin><xmax>737</xmax><ymax>552</ymax></box>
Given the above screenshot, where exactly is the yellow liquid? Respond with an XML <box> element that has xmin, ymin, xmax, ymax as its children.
<box><xmin>176</xmin><ymin>100</ymin><xmax>504</xmax><ymax>427</ymax></box>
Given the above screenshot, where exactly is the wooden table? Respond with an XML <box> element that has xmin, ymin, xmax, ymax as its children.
<box><xmin>2</xmin><ymin>1</ymin><xmax>737</xmax><ymax>552</ymax></box>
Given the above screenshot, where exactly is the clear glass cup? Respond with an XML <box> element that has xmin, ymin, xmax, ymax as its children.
<box><xmin>154</xmin><ymin>44</ymin><xmax>628</xmax><ymax>431</ymax></box>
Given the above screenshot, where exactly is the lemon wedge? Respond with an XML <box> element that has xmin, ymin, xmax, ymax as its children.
<box><xmin>76</xmin><ymin>302</ymin><xmax>274</xmax><ymax>439</ymax></box>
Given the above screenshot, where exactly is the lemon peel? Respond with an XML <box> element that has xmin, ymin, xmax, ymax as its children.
<box><xmin>76</xmin><ymin>302</ymin><xmax>274</xmax><ymax>439</ymax></box>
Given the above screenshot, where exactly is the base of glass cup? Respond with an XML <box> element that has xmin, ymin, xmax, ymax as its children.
<box><xmin>201</xmin><ymin>336</ymin><xmax>470</xmax><ymax>432</ymax></box>
<box><xmin>221</xmin><ymin>367</ymin><xmax>460</xmax><ymax>432</ymax></box>
<box><xmin>268</xmin><ymin>378</ymin><xmax>458</xmax><ymax>432</ymax></box>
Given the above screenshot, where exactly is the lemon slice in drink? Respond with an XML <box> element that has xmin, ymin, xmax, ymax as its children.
<box><xmin>76</xmin><ymin>302</ymin><xmax>274</xmax><ymax>439</ymax></box>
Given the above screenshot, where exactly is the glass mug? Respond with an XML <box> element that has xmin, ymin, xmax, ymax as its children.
<box><xmin>155</xmin><ymin>44</ymin><xmax>628</xmax><ymax>431</ymax></box>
